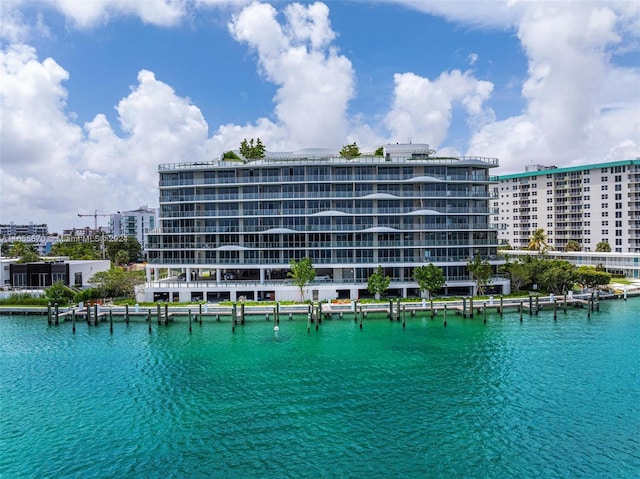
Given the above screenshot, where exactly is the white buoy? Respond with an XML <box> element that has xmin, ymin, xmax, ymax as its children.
<box><xmin>274</xmin><ymin>325</ymin><xmax>280</xmax><ymax>332</ymax></box>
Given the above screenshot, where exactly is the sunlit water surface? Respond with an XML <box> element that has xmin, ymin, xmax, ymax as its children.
<box><xmin>1</xmin><ymin>300</ymin><xmax>639</xmax><ymax>478</ymax></box>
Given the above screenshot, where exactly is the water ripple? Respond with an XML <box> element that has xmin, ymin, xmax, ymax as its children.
<box><xmin>1</xmin><ymin>301</ymin><xmax>639</xmax><ymax>478</ymax></box>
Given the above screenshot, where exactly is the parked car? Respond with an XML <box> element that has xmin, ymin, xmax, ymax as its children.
<box><xmin>316</xmin><ymin>275</ymin><xmax>332</xmax><ymax>282</ymax></box>
<box><xmin>223</xmin><ymin>272</ymin><xmax>237</xmax><ymax>280</ymax></box>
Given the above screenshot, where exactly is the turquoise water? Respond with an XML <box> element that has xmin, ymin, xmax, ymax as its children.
<box><xmin>1</xmin><ymin>300</ymin><xmax>639</xmax><ymax>478</ymax></box>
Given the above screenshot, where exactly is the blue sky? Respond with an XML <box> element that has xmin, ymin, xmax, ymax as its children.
<box><xmin>1</xmin><ymin>1</ymin><xmax>639</xmax><ymax>232</ymax></box>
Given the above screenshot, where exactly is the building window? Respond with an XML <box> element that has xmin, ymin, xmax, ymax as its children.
<box><xmin>601</xmin><ymin>176</ymin><xmax>608</xmax><ymax>182</ymax></box>
<box><xmin>601</xmin><ymin>185</ymin><xmax>608</xmax><ymax>191</ymax></box>
<box><xmin>602</xmin><ymin>230</ymin><xmax>608</xmax><ymax>235</ymax></box>
<box><xmin>616</xmin><ymin>202</ymin><xmax>622</xmax><ymax>209</ymax></box>
<box><xmin>601</xmin><ymin>194</ymin><xmax>608</xmax><ymax>200</ymax></box>
<box><xmin>615</xmin><ymin>193</ymin><xmax>622</xmax><ymax>201</ymax></box>
<box><xmin>615</xmin><ymin>175</ymin><xmax>622</xmax><ymax>182</ymax></box>
<box><xmin>602</xmin><ymin>221</ymin><xmax>608</xmax><ymax>226</ymax></box>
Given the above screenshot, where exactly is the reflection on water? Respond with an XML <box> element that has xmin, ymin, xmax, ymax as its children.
<box><xmin>1</xmin><ymin>299</ymin><xmax>639</xmax><ymax>478</ymax></box>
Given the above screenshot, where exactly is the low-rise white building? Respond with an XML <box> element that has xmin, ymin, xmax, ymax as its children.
<box><xmin>503</xmin><ymin>250</ymin><xmax>640</xmax><ymax>279</ymax></box>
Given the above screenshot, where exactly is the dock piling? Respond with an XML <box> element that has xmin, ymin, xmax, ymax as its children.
<box><xmin>520</xmin><ymin>301</ymin><xmax>523</xmax><ymax>323</ymax></box>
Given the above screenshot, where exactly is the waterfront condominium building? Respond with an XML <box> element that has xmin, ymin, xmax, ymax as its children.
<box><xmin>492</xmin><ymin>159</ymin><xmax>640</xmax><ymax>253</ymax></box>
<box><xmin>142</xmin><ymin>143</ymin><xmax>508</xmax><ymax>302</ymax></box>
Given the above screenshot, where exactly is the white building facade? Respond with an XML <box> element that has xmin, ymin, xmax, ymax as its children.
<box><xmin>141</xmin><ymin>144</ymin><xmax>508</xmax><ymax>303</ymax></box>
<box><xmin>110</xmin><ymin>206</ymin><xmax>157</xmax><ymax>251</ymax></box>
<box><xmin>493</xmin><ymin>159</ymin><xmax>640</xmax><ymax>253</ymax></box>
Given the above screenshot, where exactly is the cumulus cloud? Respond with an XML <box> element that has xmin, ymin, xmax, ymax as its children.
<box><xmin>0</xmin><ymin>45</ymin><xmax>214</xmax><ymax>229</ymax></box>
<box><xmin>47</xmin><ymin>0</ymin><xmax>186</xmax><ymax>28</ymax></box>
<box><xmin>385</xmin><ymin>70</ymin><xmax>494</xmax><ymax>148</ymax></box>
<box><xmin>226</xmin><ymin>1</ymin><xmax>355</xmax><ymax>150</ymax></box>
<box><xmin>465</xmin><ymin>2</ymin><xmax>640</xmax><ymax>172</ymax></box>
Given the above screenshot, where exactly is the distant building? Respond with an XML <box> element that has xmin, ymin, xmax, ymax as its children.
<box><xmin>0</xmin><ymin>222</ymin><xmax>48</xmax><ymax>236</ymax></box>
<box><xmin>0</xmin><ymin>223</ymin><xmax>53</xmax><ymax>255</ymax></box>
<box><xmin>110</xmin><ymin>206</ymin><xmax>157</xmax><ymax>251</ymax></box>
<box><xmin>493</xmin><ymin>159</ymin><xmax>640</xmax><ymax>253</ymax></box>
<box><xmin>142</xmin><ymin>143</ymin><xmax>508</xmax><ymax>302</ymax></box>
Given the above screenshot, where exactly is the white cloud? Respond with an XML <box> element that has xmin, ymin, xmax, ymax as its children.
<box><xmin>384</xmin><ymin>70</ymin><xmax>494</xmax><ymax>149</ymax></box>
<box><xmin>47</xmin><ymin>0</ymin><xmax>186</xmax><ymax>28</ymax></box>
<box><xmin>465</xmin><ymin>2</ymin><xmax>640</xmax><ymax>172</ymax></box>
<box><xmin>0</xmin><ymin>45</ymin><xmax>215</xmax><ymax>230</ymax></box>
<box><xmin>226</xmin><ymin>1</ymin><xmax>355</xmax><ymax>150</ymax></box>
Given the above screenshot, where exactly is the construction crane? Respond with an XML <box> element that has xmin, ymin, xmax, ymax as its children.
<box><xmin>77</xmin><ymin>210</ymin><xmax>116</xmax><ymax>230</ymax></box>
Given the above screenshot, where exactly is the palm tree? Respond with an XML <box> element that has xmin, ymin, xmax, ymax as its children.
<box><xmin>565</xmin><ymin>240</ymin><xmax>581</xmax><ymax>252</ymax></box>
<box><xmin>527</xmin><ymin>228</ymin><xmax>549</xmax><ymax>253</ymax></box>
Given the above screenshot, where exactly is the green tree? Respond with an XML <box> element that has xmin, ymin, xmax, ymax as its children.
<box><xmin>576</xmin><ymin>266</ymin><xmax>611</xmax><ymax>289</ymax></box>
<box><xmin>367</xmin><ymin>265</ymin><xmax>391</xmax><ymax>300</ymax></box>
<box><xmin>595</xmin><ymin>241</ymin><xmax>611</xmax><ymax>252</ymax></box>
<box><xmin>413</xmin><ymin>263</ymin><xmax>445</xmax><ymax>299</ymax></box>
<box><xmin>8</xmin><ymin>241</ymin><xmax>38</xmax><ymax>258</ymax></box>
<box><xmin>565</xmin><ymin>240</ymin><xmax>582</xmax><ymax>252</ymax></box>
<box><xmin>339</xmin><ymin>142</ymin><xmax>361</xmax><ymax>159</ymax></box>
<box><xmin>89</xmin><ymin>267</ymin><xmax>145</xmax><ymax>299</ymax></box>
<box><xmin>527</xmin><ymin>228</ymin><xmax>549</xmax><ymax>253</ymax></box>
<box><xmin>114</xmin><ymin>249</ymin><xmax>129</xmax><ymax>266</ymax></box>
<box><xmin>239</xmin><ymin>138</ymin><xmax>266</xmax><ymax>160</ymax></box>
<box><xmin>49</xmin><ymin>241</ymin><xmax>100</xmax><ymax>259</ymax></box>
<box><xmin>222</xmin><ymin>151</ymin><xmax>241</xmax><ymax>161</ymax></box>
<box><xmin>105</xmin><ymin>237</ymin><xmax>141</xmax><ymax>263</ymax></box>
<box><xmin>538</xmin><ymin>261</ymin><xmax>576</xmax><ymax>295</ymax></box>
<box><xmin>45</xmin><ymin>281</ymin><xmax>75</xmax><ymax>306</ymax></box>
<box><xmin>287</xmin><ymin>257</ymin><xmax>316</xmax><ymax>302</ymax></box>
<box><xmin>501</xmin><ymin>259</ymin><xmax>531</xmax><ymax>293</ymax></box>
<box><xmin>374</xmin><ymin>146</ymin><xmax>384</xmax><ymax>156</ymax></box>
<box><xmin>17</xmin><ymin>251</ymin><xmax>41</xmax><ymax>263</ymax></box>
<box><xmin>497</xmin><ymin>243</ymin><xmax>513</xmax><ymax>251</ymax></box>
<box><xmin>467</xmin><ymin>257</ymin><xmax>492</xmax><ymax>296</ymax></box>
